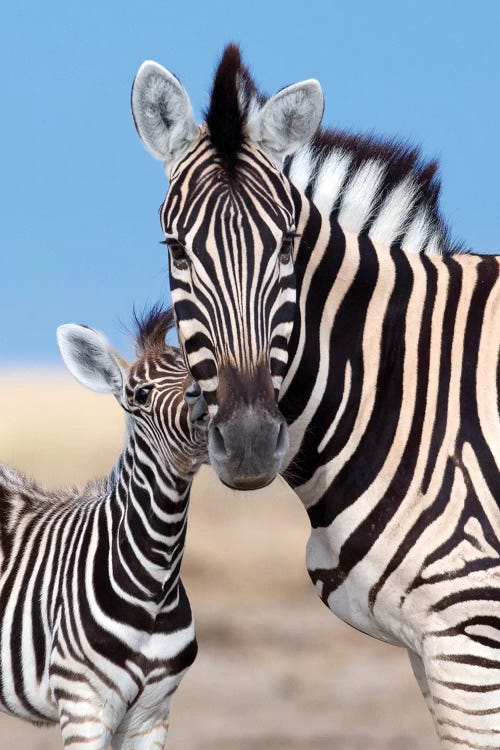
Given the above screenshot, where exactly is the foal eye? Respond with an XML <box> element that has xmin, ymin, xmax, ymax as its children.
<box><xmin>279</xmin><ymin>233</ymin><xmax>296</xmax><ymax>264</ymax></box>
<box><xmin>135</xmin><ymin>386</ymin><xmax>153</xmax><ymax>405</ymax></box>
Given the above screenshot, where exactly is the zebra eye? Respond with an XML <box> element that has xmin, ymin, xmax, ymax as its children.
<box><xmin>279</xmin><ymin>234</ymin><xmax>295</xmax><ymax>264</ymax></box>
<box><xmin>135</xmin><ymin>385</ymin><xmax>153</xmax><ymax>405</ymax></box>
<box><xmin>165</xmin><ymin>239</ymin><xmax>189</xmax><ymax>269</ymax></box>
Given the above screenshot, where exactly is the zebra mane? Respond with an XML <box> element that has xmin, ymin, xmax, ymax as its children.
<box><xmin>133</xmin><ymin>303</ymin><xmax>176</xmax><ymax>355</ymax></box>
<box><xmin>206</xmin><ymin>44</ymin><xmax>462</xmax><ymax>255</ymax></box>
<box><xmin>206</xmin><ymin>43</ymin><xmax>264</xmax><ymax>174</ymax></box>
<box><xmin>286</xmin><ymin>129</ymin><xmax>464</xmax><ymax>256</ymax></box>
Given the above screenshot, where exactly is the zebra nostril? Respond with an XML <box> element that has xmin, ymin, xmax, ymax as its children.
<box><xmin>210</xmin><ymin>425</ymin><xmax>226</xmax><ymax>459</ymax></box>
<box><xmin>274</xmin><ymin>422</ymin><xmax>289</xmax><ymax>460</ymax></box>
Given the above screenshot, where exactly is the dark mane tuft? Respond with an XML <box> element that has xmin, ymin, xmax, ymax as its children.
<box><xmin>133</xmin><ymin>303</ymin><xmax>176</xmax><ymax>355</ymax></box>
<box><xmin>203</xmin><ymin>45</ymin><xmax>463</xmax><ymax>255</ymax></box>
<box><xmin>205</xmin><ymin>43</ymin><xmax>263</xmax><ymax>174</ymax></box>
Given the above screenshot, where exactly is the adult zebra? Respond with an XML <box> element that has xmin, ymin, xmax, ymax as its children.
<box><xmin>132</xmin><ymin>46</ymin><xmax>500</xmax><ymax>747</ymax></box>
<box><xmin>0</xmin><ymin>308</ymin><xmax>207</xmax><ymax>749</ymax></box>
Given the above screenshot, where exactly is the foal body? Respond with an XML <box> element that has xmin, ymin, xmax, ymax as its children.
<box><xmin>0</xmin><ymin>309</ymin><xmax>207</xmax><ymax>749</ymax></box>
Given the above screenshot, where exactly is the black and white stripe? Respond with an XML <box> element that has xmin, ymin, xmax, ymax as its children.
<box><xmin>280</xmin><ymin>138</ymin><xmax>500</xmax><ymax>747</ymax></box>
<box><xmin>133</xmin><ymin>45</ymin><xmax>500</xmax><ymax>748</ymax></box>
<box><xmin>0</xmin><ymin>308</ymin><xmax>207</xmax><ymax>749</ymax></box>
<box><xmin>163</xmin><ymin>133</ymin><xmax>297</xmax><ymax>405</ymax></box>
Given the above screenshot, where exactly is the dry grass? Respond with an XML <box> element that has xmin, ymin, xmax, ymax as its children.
<box><xmin>0</xmin><ymin>371</ymin><xmax>437</xmax><ymax>749</ymax></box>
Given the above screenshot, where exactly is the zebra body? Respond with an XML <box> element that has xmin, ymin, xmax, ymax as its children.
<box><xmin>132</xmin><ymin>46</ymin><xmax>500</xmax><ymax>747</ymax></box>
<box><xmin>0</xmin><ymin>309</ymin><xmax>207</xmax><ymax>749</ymax></box>
<box><xmin>299</xmin><ymin>244</ymin><xmax>500</xmax><ymax>631</ymax></box>
<box><xmin>282</xmin><ymin>169</ymin><xmax>500</xmax><ymax>743</ymax></box>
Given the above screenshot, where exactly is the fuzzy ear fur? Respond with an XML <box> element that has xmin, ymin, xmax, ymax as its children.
<box><xmin>131</xmin><ymin>61</ymin><xmax>199</xmax><ymax>175</ymax></box>
<box><xmin>57</xmin><ymin>324</ymin><xmax>129</xmax><ymax>395</ymax></box>
<box><xmin>247</xmin><ymin>80</ymin><xmax>324</xmax><ymax>164</ymax></box>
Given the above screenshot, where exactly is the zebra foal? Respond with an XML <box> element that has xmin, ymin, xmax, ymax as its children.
<box><xmin>0</xmin><ymin>307</ymin><xmax>207</xmax><ymax>749</ymax></box>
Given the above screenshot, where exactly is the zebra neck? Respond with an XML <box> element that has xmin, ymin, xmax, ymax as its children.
<box><xmin>282</xmin><ymin>185</ymin><xmax>425</xmax><ymax>495</ymax></box>
<box><xmin>285</xmin><ymin>137</ymin><xmax>459</xmax><ymax>255</ymax></box>
<box><xmin>282</xmin><ymin>183</ymin><xmax>496</xmax><ymax>522</ymax></box>
<box><xmin>108</xmin><ymin>431</ymin><xmax>192</xmax><ymax>605</ymax></box>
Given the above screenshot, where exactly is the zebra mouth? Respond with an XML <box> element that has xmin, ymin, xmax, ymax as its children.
<box><xmin>219</xmin><ymin>475</ymin><xmax>274</xmax><ymax>491</ymax></box>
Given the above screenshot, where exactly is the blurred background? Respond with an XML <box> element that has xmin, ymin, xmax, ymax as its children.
<box><xmin>1</xmin><ymin>0</ymin><xmax>498</xmax><ymax>747</ymax></box>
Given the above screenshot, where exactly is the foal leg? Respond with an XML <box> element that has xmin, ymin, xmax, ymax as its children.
<box><xmin>59</xmin><ymin>711</ymin><xmax>113</xmax><ymax>750</ymax></box>
<box><xmin>110</xmin><ymin>704</ymin><xmax>171</xmax><ymax>750</ymax></box>
<box><xmin>110</xmin><ymin>680</ymin><xmax>179</xmax><ymax>750</ymax></box>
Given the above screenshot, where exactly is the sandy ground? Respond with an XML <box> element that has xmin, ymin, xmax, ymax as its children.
<box><xmin>0</xmin><ymin>371</ymin><xmax>438</xmax><ymax>749</ymax></box>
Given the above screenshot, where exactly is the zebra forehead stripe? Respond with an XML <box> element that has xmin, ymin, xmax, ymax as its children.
<box><xmin>163</xmin><ymin>133</ymin><xmax>296</xmax><ymax>380</ymax></box>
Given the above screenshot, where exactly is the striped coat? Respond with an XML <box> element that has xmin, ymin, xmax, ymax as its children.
<box><xmin>131</xmin><ymin>46</ymin><xmax>500</xmax><ymax>748</ymax></box>
<box><xmin>281</xmin><ymin>158</ymin><xmax>500</xmax><ymax>745</ymax></box>
<box><xmin>0</xmin><ymin>308</ymin><xmax>207</xmax><ymax>749</ymax></box>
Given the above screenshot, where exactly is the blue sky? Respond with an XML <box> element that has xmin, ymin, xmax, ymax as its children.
<box><xmin>1</xmin><ymin>0</ymin><xmax>499</xmax><ymax>363</ymax></box>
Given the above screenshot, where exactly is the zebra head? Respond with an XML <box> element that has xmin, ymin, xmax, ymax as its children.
<box><xmin>131</xmin><ymin>45</ymin><xmax>324</xmax><ymax>489</ymax></box>
<box><xmin>57</xmin><ymin>307</ymin><xmax>208</xmax><ymax>478</ymax></box>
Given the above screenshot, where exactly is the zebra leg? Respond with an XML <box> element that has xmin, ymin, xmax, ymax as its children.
<box><xmin>421</xmin><ymin>631</ymin><xmax>500</xmax><ymax>749</ymax></box>
<box><xmin>407</xmin><ymin>648</ymin><xmax>436</xmax><ymax>721</ymax></box>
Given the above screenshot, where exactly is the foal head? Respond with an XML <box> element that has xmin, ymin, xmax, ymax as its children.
<box><xmin>57</xmin><ymin>307</ymin><xmax>208</xmax><ymax>478</ymax></box>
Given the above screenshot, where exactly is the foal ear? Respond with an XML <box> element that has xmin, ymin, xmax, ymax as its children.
<box><xmin>57</xmin><ymin>324</ymin><xmax>129</xmax><ymax>395</ymax></box>
<box><xmin>247</xmin><ymin>80</ymin><xmax>324</xmax><ymax>165</ymax></box>
<box><xmin>132</xmin><ymin>61</ymin><xmax>199</xmax><ymax>175</ymax></box>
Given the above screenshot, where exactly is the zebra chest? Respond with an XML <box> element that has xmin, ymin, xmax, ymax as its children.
<box><xmin>305</xmin><ymin>525</ymin><xmax>411</xmax><ymax>648</ymax></box>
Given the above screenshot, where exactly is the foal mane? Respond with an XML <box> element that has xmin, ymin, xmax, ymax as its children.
<box><xmin>133</xmin><ymin>304</ymin><xmax>176</xmax><ymax>355</ymax></box>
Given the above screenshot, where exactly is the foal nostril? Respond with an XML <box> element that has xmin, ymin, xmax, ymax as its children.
<box><xmin>274</xmin><ymin>422</ymin><xmax>289</xmax><ymax>459</ymax></box>
<box><xmin>210</xmin><ymin>425</ymin><xmax>227</xmax><ymax>460</ymax></box>
<box><xmin>185</xmin><ymin>381</ymin><xmax>202</xmax><ymax>403</ymax></box>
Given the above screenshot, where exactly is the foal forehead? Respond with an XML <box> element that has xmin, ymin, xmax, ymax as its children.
<box><xmin>130</xmin><ymin>350</ymin><xmax>186</xmax><ymax>383</ymax></box>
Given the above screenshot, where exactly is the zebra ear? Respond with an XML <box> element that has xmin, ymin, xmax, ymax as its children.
<box><xmin>57</xmin><ymin>324</ymin><xmax>129</xmax><ymax>396</ymax></box>
<box><xmin>247</xmin><ymin>80</ymin><xmax>324</xmax><ymax>165</ymax></box>
<box><xmin>132</xmin><ymin>61</ymin><xmax>199</xmax><ymax>175</ymax></box>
